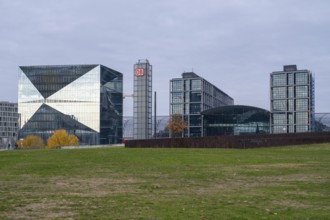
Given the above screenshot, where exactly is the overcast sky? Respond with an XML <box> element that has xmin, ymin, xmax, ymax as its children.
<box><xmin>1</xmin><ymin>0</ymin><xmax>329</xmax><ymax>116</ymax></box>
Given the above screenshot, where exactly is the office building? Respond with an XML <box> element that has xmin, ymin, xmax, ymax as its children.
<box><xmin>202</xmin><ymin>105</ymin><xmax>270</xmax><ymax>136</ymax></box>
<box><xmin>270</xmin><ymin>65</ymin><xmax>315</xmax><ymax>133</ymax></box>
<box><xmin>0</xmin><ymin>102</ymin><xmax>19</xmax><ymax>150</ymax></box>
<box><xmin>18</xmin><ymin>64</ymin><xmax>123</xmax><ymax>145</ymax></box>
<box><xmin>170</xmin><ymin>72</ymin><xmax>234</xmax><ymax>137</ymax></box>
<box><xmin>133</xmin><ymin>59</ymin><xmax>152</xmax><ymax>139</ymax></box>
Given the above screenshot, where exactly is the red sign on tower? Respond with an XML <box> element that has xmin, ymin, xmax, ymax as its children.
<box><xmin>135</xmin><ymin>68</ymin><xmax>144</xmax><ymax>76</ymax></box>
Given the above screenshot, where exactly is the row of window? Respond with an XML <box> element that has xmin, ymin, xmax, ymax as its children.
<box><xmin>0</xmin><ymin>107</ymin><xmax>17</xmax><ymax>112</ymax></box>
<box><xmin>272</xmin><ymin>125</ymin><xmax>309</xmax><ymax>133</ymax></box>
<box><xmin>272</xmin><ymin>112</ymin><xmax>309</xmax><ymax>125</ymax></box>
<box><xmin>272</xmin><ymin>99</ymin><xmax>310</xmax><ymax>111</ymax></box>
<box><xmin>171</xmin><ymin>103</ymin><xmax>202</xmax><ymax>115</ymax></box>
<box><xmin>0</xmin><ymin>132</ymin><xmax>16</xmax><ymax>137</ymax></box>
<box><xmin>0</xmin><ymin>116</ymin><xmax>18</xmax><ymax>122</ymax></box>
<box><xmin>0</xmin><ymin>126</ymin><xmax>18</xmax><ymax>132</ymax></box>
<box><xmin>134</xmin><ymin>96</ymin><xmax>153</xmax><ymax>102</ymax></box>
<box><xmin>0</xmin><ymin>121</ymin><xmax>18</xmax><ymax>126</ymax></box>
<box><xmin>171</xmin><ymin>79</ymin><xmax>202</xmax><ymax>92</ymax></box>
<box><xmin>29</xmin><ymin>73</ymin><xmax>82</xmax><ymax>86</ymax></box>
<box><xmin>271</xmin><ymin>72</ymin><xmax>310</xmax><ymax>87</ymax></box>
<box><xmin>133</xmin><ymin>106</ymin><xmax>153</xmax><ymax>111</ymax></box>
<box><xmin>171</xmin><ymin>92</ymin><xmax>232</xmax><ymax>107</ymax></box>
<box><xmin>171</xmin><ymin>92</ymin><xmax>202</xmax><ymax>103</ymax></box>
<box><xmin>272</xmin><ymin>86</ymin><xmax>309</xmax><ymax>99</ymax></box>
<box><xmin>213</xmin><ymin>89</ymin><xmax>233</xmax><ymax>104</ymax></box>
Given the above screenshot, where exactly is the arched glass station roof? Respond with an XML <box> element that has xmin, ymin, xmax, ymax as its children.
<box><xmin>201</xmin><ymin>105</ymin><xmax>270</xmax><ymax>136</ymax></box>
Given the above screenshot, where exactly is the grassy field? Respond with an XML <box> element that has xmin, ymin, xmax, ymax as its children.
<box><xmin>0</xmin><ymin>144</ymin><xmax>329</xmax><ymax>219</ymax></box>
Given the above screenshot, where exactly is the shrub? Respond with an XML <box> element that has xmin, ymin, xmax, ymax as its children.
<box><xmin>16</xmin><ymin>135</ymin><xmax>45</xmax><ymax>149</ymax></box>
<box><xmin>47</xmin><ymin>129</ymin><xmax>79</xmax><ymax>149</ymax></box>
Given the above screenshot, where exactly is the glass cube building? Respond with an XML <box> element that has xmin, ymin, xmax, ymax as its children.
<box><xmin>18</xmin><ymin>65</ymin><xmax>123</xmax><ymax>145</ymax></box>
<box><xmin>170</xmin><ymin>72</ymin><xmax>234</xmax><ymax>137</ymax></box>
<box><xmin>270</xmin><ymin>65</ymin><xmax>315</xmax><ymax>133</ymax></box>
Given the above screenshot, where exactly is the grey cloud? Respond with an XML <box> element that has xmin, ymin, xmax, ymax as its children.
<box><xmin>0</xmin><ymin>0</ymin><xmax>330</xmax><ymax>115</ymax></box>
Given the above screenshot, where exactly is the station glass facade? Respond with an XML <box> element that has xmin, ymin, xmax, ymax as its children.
<box><xmin>314</xmin><ymin>113</ymin><xmax>330</xmax><ymax>132</ymax></box>
<box><xmin>123</xmin><ymin>115</ymin><xmax>170</xmax><ymax>140</ymax></box>
<box><xmin>133</xmin><ymin>59</ymin><xmax>152</xmax><ymax>139</ymax></box>
<box><xmin>170</xmin><ymin>72</ymin><xmax>234</xmax><ymax>137</ymax></box>
<box><xmin>202</xmin><ymin>105</ymin><xmax>270</xmax><ymax>136</ymax></box>
<box><xmin>270</xmin><ymin>65</ymin><xmax>314</xmax><ymax>133</ymax></box>
<box><xmin>18</xmin><ymin>65</ymin><xmax>123</xmax><ymax>145</ymax></box>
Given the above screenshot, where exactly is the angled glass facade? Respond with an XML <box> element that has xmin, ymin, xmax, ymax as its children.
<box><xmin>202</xmin><ymin>105</ymin><xmax>270</xmax><ymax>136</ymax></box>
<box><xmin>170</xmin><ymin>72</ymin><xmax>234</xmax><ymax>137</ymax></box>
<box><xmin>133</xmin><ymin>59</ymin><xmax>152</xmax><ymax>139</ymax></box>
<box><xmin>18</xmin><ymin>65</ymin><xmax>123</xmax><ymax>145</ymax></box>
<box><xmin>270</xmin><ymin>65</ymin><xmax>314</xmax><ymax>133</ymax></box>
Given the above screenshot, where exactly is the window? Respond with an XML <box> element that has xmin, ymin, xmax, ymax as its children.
<box><xmin>288</xmin><ymin>73</ymin><xmax>294</xmax><ymax>85</ymax></box>
<box><xmin>288</xmin><ymin>100</ymin><xmax>294</xmax><ymax>111</ymax></box>
<box><xmin>189</xmin><ymin>115</ymin><xmax>201</xmax><ymax>126</ymax></box>
<box><xmin>272</xmin><ymin>74</ymin><xmax>286</xmax><ymax>86</ymax></box>
<box><xmin>191</xmin><ymin>80</ymin><xmax>201</xmax><ymax>90</ymax></box>
<box><xmin>296</xmin><ymin>125</ymin><xmax>308</xmax><ymax>132</ymax></box>
<box><xmin>273</xmin><ymin>113</ymin><xmax>286</xmax><ymax>125</ymax></box>
<box><xmin>171</xmin><ymin>104</ymin><xmax>183</xmax><ymax>114</ymax></box>
<box><xmin>190</xmin><ymin>127</ymin><xmax>201</xmax><ymax>137</ymax></box>
<box><xmin>296</xmin><ymin>112</ymin><xmax>308</xmax><ymax>125</ymax></box>
<box><xmin>288</xmin><ymin>87</ymin><xmax>294</xmax><ymax>98</ymax></box>
<box><xmin>171</xmin><ymin>80</ymin><xmax>183</xmax><ymax>92</ymax></box>
<box><xmin>184</xmin><ymin>104</ymin><xmax>190</xmax><ymax>114</ymax></box>
<box><xmin>288</xmin><ymin>113</ymin><xmax>294</xmax><ymax>124</ymax></box>
<box><xmin>295</xmin><ymin>72</ymin><xmax>308</xmax><ymax>85</ymax></box>
<box><xmin>190</xmin><ymin>92</ymin><xmax>201</xmax><ymax>102</ymax></box>
<box><xmin>171</xmin><ymin>92</ymin><xmax>183</xmax><ymax>103</ymax></box>
<box><xmin>296</xmin><ymin>99</ymin><xmax>308</xmax><ymax>111</ymax></box>
<box><xmin>272</xmin><ymin>100</ymin><xmax>286</xmax><ymax>111</ymax></box>
<box><xmin>273</xmin><ymin>125</ymin><xmax>287</xmax><ymax>133</ymax></box>
<box><xmin>184</xmin><ymin>92</ymin><xmax>190</xmax><ymax>102</ymax></box>
<box><xmin>296</xmin><ymin>86</ymin><xmax>308</xmax><ymax>98</ymax></box>
<box><xmin>272</xmin><ymin>87</ymin><xmax>286</xmax><ymax>99</ymax></box>
<box><xmin>184</xmin><ymin>80</ymin><xmax>190</xmax><ymax>91</ymax></box>
<box><xmin>190</xmin><ymin>103</ymin><xmax>201</xmax><ymax>114</ymax></box>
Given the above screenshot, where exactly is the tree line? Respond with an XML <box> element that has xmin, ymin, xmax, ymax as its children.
<box><xmin>16</xmin><ymin>129</ymin><xmax>79</xmax><ymax>149</ymax></box>
<box><xmin>16</xmin><ymin>114</ymin><xmax>188</xmax><ymax>150</ymax></box>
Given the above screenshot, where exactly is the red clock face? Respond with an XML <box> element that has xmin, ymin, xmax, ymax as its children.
<box><xmin>135</xmin><ymin>68</ymin><xmax>144</xmax><ymax>76</ymax></box>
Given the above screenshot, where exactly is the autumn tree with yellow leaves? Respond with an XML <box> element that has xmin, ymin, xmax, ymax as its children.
<box><xmin>47</xmin><ymin>129</ymin><xmax>79</xmax><ymax>149</ymax></box>
<box><xmin>16</xmin><ymin>135</ymin><xmax>45</xmax><ymax>149</ymax></box>
<box><xmin>166</xmin><ymin>114</ymin><xmax>188</xmax><ymax>137</ymax></box>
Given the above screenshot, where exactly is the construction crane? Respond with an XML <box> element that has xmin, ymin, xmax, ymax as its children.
<box><xmin>123</xmin><ymin>94</ymin><xmax>133</xmax><ymax>99</ymax></box>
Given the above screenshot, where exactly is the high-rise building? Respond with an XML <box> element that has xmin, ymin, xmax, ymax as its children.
<box><xmin>0</xmin><ymin>102</ymin><xmax>19</xmax><ymax>150</ymax></box>
<box><xmin>270</xmin><ymin>65</ymin><xmax>315</xmax><ymax>133</ymax></box>
<box><xmin>18</xmin><ymin>64</ymin><xmax>123</xmax><ymax>145</ymax></box>
<box><xmin>133</xmin><ymin>59</ymin><xmax>152</xmax><ymax>139</ymax></box>
<box><xmin>170</xmin><ymin>72</ymin><xmax>234</xmax><ymax>137</ymax></box>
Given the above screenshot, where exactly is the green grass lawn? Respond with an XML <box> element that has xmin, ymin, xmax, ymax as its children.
<box><xmin>0</xmin><ymin>144</ymin><xmax>329</xmax><ymax>219</ymax></box>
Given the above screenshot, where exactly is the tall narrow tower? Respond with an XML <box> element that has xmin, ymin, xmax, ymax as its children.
<box><xmin>133</xmin><ymin>59</ymin><xmax>152</xmax><ymax>139</ymax></box>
